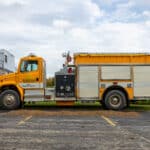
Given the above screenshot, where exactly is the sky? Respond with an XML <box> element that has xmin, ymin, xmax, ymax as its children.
<box><xmin>0</xmin><ymin>0</ymin><xmax>150</xmax><ymax>76</ymax></box>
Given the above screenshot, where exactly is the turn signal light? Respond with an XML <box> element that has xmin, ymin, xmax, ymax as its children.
<box><xmin>113</xmin><ymin>82</ymin><xmax>118</xmax><ymax>85</ymax></box>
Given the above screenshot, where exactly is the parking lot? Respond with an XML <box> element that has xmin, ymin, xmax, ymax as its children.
<box><xmin>0</xmin><ymin>107</ymin><xmax>150</xmax><ymax>150</ymax></box>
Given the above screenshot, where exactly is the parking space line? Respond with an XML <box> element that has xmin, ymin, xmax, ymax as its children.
<box><xmin>17</xmin><ymin>116</ymin><xmax>32</xmax><ymax>125</ymax></box>
<box><xmin>101</xmin><ymin>115</ymin><xmax>116</xmax><ymax>127</ymax></box>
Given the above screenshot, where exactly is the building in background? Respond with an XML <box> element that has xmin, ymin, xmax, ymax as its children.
<box><xmin>0</xmin><ymin>49</ymin><xmax>15</xmax><ymax>74</ymax></box>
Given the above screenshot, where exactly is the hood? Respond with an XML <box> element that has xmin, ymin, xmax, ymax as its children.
<box><xmin>0</xmin><ymin>72</ymin><xmax>18</xmax><ymax>85</ymax></box>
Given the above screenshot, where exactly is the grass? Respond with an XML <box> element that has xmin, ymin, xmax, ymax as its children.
<box><xmin>25</xmin><ymin>101</ymin><xmax>56</xmax><ymax>107</ymax></box>
<box><xmin>129</xmin><ymin>100</ymin><xmax>150</xmax><ymax>111</ymax></box>
<box><xmin>133</xmin><ymin>100</ymin><xmax>150</xmax><ymax>105</ymax></box>
<box><xmin>129</xmin><ymin>104</ymin><xmax>150</xmax><ymax>111</ymax></box>
<box><xmin>24</xmin><ymin>101</ymin><xmax>150</xmax><ymax>111</ymax></box>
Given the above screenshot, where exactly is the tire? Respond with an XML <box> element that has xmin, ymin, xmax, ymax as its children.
<box><xmin>104</xmin><ymin>90</ymin><xmax>127</xmax><ymax>110</ymax></box>
<box><xmin>100</xmin><ymin>100</ymin><xmax>108</xmax><ymax>109</ymax></box>
<box><xmin>0</xmin><ymin>90</ymin><xmax>21</xmax><ymax>110</ymax></box>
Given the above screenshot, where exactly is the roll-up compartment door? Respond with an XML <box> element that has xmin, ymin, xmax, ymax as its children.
<box><xmin>78</xmin><ymin>66</ymin><xmax>99</xmax><ymax>99</ymax></box>
<box><xmin>134</xmin><ymin>66</ymin><xmax>150</xmax><ymax>97</ymax></box>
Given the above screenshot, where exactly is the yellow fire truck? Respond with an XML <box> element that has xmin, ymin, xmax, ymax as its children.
<box><xmin>0</xmin><ymin>53</ymin><xmax>150</xmax><ymax>110</ymax></box>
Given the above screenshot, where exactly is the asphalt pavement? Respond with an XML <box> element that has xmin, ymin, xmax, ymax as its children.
<box><xmin>0</xmin><ymin>108</ymin><xmax>149</xmax><ymax>150</ymax></box>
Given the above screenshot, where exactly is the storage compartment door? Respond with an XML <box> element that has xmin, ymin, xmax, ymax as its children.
<box><xmin>78</xmin><ymin>66</ymin><xmax>99</xmax><ymax>99</ymax></box>
<box><xmin>101</xmin><ymin>66</ymin><xmax>131</xmax><ymax>80</ymax></box>
<box><xmin>134</xmin><ymin>66</ymin><xmax>150</xmax><ymax>97</ymax></box>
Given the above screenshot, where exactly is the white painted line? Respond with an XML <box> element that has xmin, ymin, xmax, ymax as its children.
<box><xmin>17</xmin><ymin>116</ymin><xmax>32</xmax><ymax>125</ymax></box>
<box><xmin>101</xmin><ymin>115</ymin><xmax>116</xmax><ymax>127</ymax></box>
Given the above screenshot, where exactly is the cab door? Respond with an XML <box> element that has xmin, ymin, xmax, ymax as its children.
<box><xmin>18</xmin><ymin>59</ymin><xmax>44</xmax><ymax>101</ymax></box>
<box><xmin>19</xmin><ymin>60</ymin><xmax>42</xmax><ymax>88</ymax></box>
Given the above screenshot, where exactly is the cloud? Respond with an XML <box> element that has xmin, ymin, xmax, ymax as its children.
<box><xmin>99</xmin><ymin>1</ymin><xmax>139</xmax><ymax>22</ymax></box>
<box><xmin>0</xmin><ymin>0</ymin><xmax>149</xmax><ymax>76</ymax></box>
<box><xmin>143</xmin><ymin>11</ymin><xmax>150</xmax><ymax>18</ymax></box>
<box><xmin>27</xmin><ymin>0</ymin><xmax>104</xmax><ymax>27</ymax></box>
<box><xmin>0</xmin><ymin>0</ymin><xmax>28</xmax><ymax>5</ymax></box>
<box><xmin>66</xmin><ymin>22</ymin><xmax>150</xmax><ymax>52</ymax></box>
<box><xmin>53</xmin><ymin>20</ymin><xmax>72</xmax><ymax>29</ymax></box>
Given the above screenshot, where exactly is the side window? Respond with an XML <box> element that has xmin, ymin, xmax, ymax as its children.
<box><xmin>20</xmin><ymin>60</ymin><xmax>38</xmax><ymax>72</ymax></box>
<box><xmin>4</xmin><ymin>55</ymin><xmax>7</xmax><ymax>63</ymax></box>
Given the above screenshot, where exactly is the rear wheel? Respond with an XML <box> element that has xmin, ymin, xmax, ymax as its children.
<box><xmin>100</xmin><ymin>100</ymin><xmax>108</xmax><ymax>109</ymax></box>
<box><xmin>0</xmin><ymin>90</ymin><xmax>21</xmax><ymax>110</ymax></box>
<box><xmin>104</xmin><ymin>90</ymin><xmax>127</xmax><ymax>110</ymax></box>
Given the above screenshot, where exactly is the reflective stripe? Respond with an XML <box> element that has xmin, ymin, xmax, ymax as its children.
<box><xmin>19</xmin><ymin>83</ymin><xmax>43</xmax><ymax>88</ymax></box>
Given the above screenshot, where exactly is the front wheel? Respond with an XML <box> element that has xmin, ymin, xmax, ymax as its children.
<box><xmin>104</xmin><ymin>90</ymin><xmax>127</xmax><ymax>110</ymax></box>
<box><xmin>0</xmin><ymin>90</ymin><xmax>21</xmax><ymax>110</ymax></box>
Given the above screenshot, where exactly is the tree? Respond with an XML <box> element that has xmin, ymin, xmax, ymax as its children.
<box><xmin>46</xmin><ymin>77</ymin><xmax>54</xmax><ymax>87</ymax></box>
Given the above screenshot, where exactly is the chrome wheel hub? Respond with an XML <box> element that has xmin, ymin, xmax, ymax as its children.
<box><xmin>3</xmin><ymin>94</ymin><xmax>15</xmax><ymax>106</ymax></box>
<box><xmin>110</xmin><ymin>95</ymin><xmax>121</xmax><ymax>107</ymax></box>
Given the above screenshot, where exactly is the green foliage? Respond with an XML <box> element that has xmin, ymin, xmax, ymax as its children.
<box><xmin>46</xmin><ymin>77</ymin><xmax>54</xmax><ymax>87</ymax></box>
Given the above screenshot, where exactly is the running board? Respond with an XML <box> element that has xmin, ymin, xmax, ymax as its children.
<box><xmin>55</xmin><ymin>97</ymin><xmax>76</xmax><ymax>101</ymax></box>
